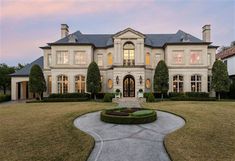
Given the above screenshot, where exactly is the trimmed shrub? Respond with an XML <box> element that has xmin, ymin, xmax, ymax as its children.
<box><xmin>43</xmin><ymin>97</ymin><xmax>89</xmax><ymax>102</ymax></box>
<box><xmin>103</xmin><ymin>93</ymin><xmax>114</xmax><ymax>102</ymax></box>
<box><xmin>170</xmin><ymin>97</ymin><xmax>216</xmax><ymax>101</ymax></box>
<box><xmin>147</xmin><ymin>93</ymin><xmax>155</xmax><ymax>102</ymax></box>
<box><xmin>0</xmin><ymin>94</ymin><xmax>11</xmax><ymax>102</ymax></box>
<box><xmin>48</xmin><ymin>93</ymin><xmax>90</xmax><ymax>99</ymax></box>
<box><xmin>168</xmin><ymin>92</ymin><xmax>185</xmax><ymax>98</ymax></box>
<box><xmin>185</xmin><ymin>92</ymin><xmax>209</xmax><ymax>98</ymax></box>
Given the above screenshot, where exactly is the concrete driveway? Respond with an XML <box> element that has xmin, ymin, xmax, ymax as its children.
<box><xmin>74</xmin><ymin>111</ymin><xmax>185</xmax><ymax>161</ymax></box>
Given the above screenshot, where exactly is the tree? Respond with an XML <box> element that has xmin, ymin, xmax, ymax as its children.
<box><xmin>15</xmin><ymin>63</ymin><xmax>26</xmax><ymax>71</ymax></box>
<box><xmin>86</xmin><ymin>61</ymin><xmax>101</xmax><ymax>100</ymax></box>
<box><xmin>0</xmin><ymin>64</ymin><xmax>15</xmax><ymax>94</ymax></box>
<box><xmin>154</xmin><ymin>60</ymin><xmax>169</xmax><ymax>100</ymax></box>
<box><xmin>212</xmin><ymin>60</ymin><xmax>230</xmax><ymax>100</ymax></box>
<box><xmin>29</xmin><ymin>65</ymin><xmax>46</xmax><ymax>100</ymax></box>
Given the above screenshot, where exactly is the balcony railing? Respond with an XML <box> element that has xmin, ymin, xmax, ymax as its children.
<box><xmin>123</xmin><ymin>59</ymin><xmax>135</xmax><ymax>66</ymax></box>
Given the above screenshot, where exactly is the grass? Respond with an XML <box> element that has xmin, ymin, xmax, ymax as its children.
<box><xmin>144</xmin><ymin>101</ymin><xmax>235</xmax><ymax>161</ymax></box>
<box><xmin>1</xmin><ymin>101</ymin><xmax>235</xmax><ymax>161</ymax></box>
<box><xmin>0</xmin><ymin>102</ymin><xmax>115</xmax><ymax>161</ymax></box>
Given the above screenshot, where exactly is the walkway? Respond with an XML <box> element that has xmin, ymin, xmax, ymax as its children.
<box><xmin>74</xmin><ymin>111</ymin><xmax>185</xmax><ymax>161</ymax></box>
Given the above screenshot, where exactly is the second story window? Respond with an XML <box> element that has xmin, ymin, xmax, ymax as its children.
<box><xmin>146</xmin><ymin>52</ymin><xmax>150</xmax><ymax>65</ymax></box>
<box><xmin>74</xmin><ymin>51</ymin><xmax>86</xmax><ymax>65</ymax></box>
<box><xmin>123</xmin><ymin>42</ymin><xmax>135</xmax><ymax>66</ymax></box>
<box><xmin>190</xmin><ymin>50</ymin><xmax>202</xmax><ymax>64</ymax></box>
<box><xmin>56</xmin><ymin>51</ymin><xmax>69</xmax><ymax>64</ymax></box>
<box><xmin>108</xmin><ymin>53</ymin><xmax>112</xmax><ymax>65</ymax></box>
<box><xmin>173</xmin><ymin>51</ymin><xmax>184</xmax><ymax>64</ymax></box>
<box><xmin>97</xmin><ymin>55</ymin><xmax>103</xmax><ymax>66</ymax></box>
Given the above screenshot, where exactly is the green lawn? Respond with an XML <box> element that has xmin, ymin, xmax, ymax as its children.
<box><xmin>0</xmin><ymin>101</ymin><xmax>235</xmax><ymax>161</ymax></box>
<box><xmin>144</xmin><ymin>101</ymin><xmax>235</xmax><ymax>161</ymax></box>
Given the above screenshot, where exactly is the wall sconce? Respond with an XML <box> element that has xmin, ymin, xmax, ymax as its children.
<box><xmin>139</xmin><ymin>76</ymin><xmax>143</xmax><ymax>85</ymax></box>
<box><xmin>116</xmin><ymin>76</ymin><xmax>119</xmax><ymax>85</ymax></box>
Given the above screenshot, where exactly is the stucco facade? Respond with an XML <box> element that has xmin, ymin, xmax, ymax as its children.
<box><xmin>11</xmin><ymin>25</ymin><xmax>217</xmax><ymax>100</ymax></box>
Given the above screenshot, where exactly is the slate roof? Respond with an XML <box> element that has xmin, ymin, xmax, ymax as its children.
<box><xmin>216</xmin><ymin>46</ymin><xmax>235</xmax><ymax>59</ymax></box>
<box><xmin>45</xmin><ymin>28</ymin><xmax>208</xmax><ymax>48</ymax></box>
<box><xmin>10</xmin><ymin>56</ymin><xmax>43</xmax><ymax>77</ymax></box>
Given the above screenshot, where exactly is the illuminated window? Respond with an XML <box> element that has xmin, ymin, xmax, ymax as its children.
<box><xmin>75</xmin><ymin>75</ymin><xmax>85</xmax><ymax>93</ymax></box>
<box><xmin>146</xmin><ymin>79</ymin><xmax>151</xmax><ymax>88</ymax></box>
<box><xmin>146</xmin><ymin>53</ymin><xmax>150</xmax><ymax>65</ymax></box>
<box><xmin>48</xmin><ymin>75</ymin><xmax>52</xmax><ymax>94</ymax></box>
<box><xmin>190</xmin><ymin>51</ymin><xmax>202</xmax><ymax>64</ymax></box>
<box><xmin>74</xmin><ymin>51</ymin><xmax>86</xmax><ymax>65</ymax></box>
<box><xmin>191</xmin><ymin>75</ymin><xmax>201</xmax><ymax>92</ymax></box>
<box><xmin>97</xmin><ymin>55</ymin><xmax>103</xmax><ymax>66</ymax></box>
<box><xmin>48</xmin><ymin>54</ymin><xmax>52</xmax><ymax>66</ymax></box>
<box><xmin>123</xmin><ymin>42</ymin><xmax>135</xmax><ymax>66</ymax></box>
<box><xmin>57</xmin><ymin>75</ymin><xmax>68</xmax><ymax>93</ymax></box>
<box><xmin>173</xmin><ymin>75</ymin><xmax>183</xmax><ymax>92</ymax></box>
<box><xmin>108</xmin><ymin>53</ymin><xmax>112</xmax><ymax>65</ymax></box>
<box><xmin>173</xmin><ymin>51</ymin><xmax>184</xmax><ymax>64</ymax></box>
<box><xmin>56</xmin><ymin>51</ymin><xmax>69</xmax><ymax>64</ymax></box>
<box><xmin>108</xmin><ymin>79</ymin><xmax>113</xmax><ymax>89</ymax></box>
<box><xmin>208</xmin><ymin>75</ymin><xmax>212</xmax><ymax>92</ymax></box>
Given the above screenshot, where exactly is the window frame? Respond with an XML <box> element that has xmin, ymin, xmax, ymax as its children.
<box><xmin>190</xmin><ymin>50</ymin><xmax>202</xmax><ymax>65</ymax></box>
<box><xmin>75</xmin><ymin>75</ymin><xmax>86</xmax><ymax>93</ymax></box>
<box><xmin>74</xmin><ymin>51</ymin><xmax>86</xmax><ymax>65</ymax></box>
<box><xmin>56</xmin><ymin>51</ymin><xmax>69</xmax><ymax>65</ymax></box>
<box><xmin>172</xmin><ymin>75</ymin><xmax>184</xmax><ymax>93</ymax></box>
<box><xmin>57</xmin><ymin>75</ymin><xmax>68</xmax><ymax>94</ymax></box>
<box><xmin>191</xmin><ymin>74</ymin><xmax>202</xmax><ymax>92</ymax></box>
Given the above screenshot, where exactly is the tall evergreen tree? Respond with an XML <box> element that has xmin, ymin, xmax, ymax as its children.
<box><xmin>0</xmin><ymin>64</ymin><xmax>15</xmax><ymax>94</ymax></box>
<box><xmin>212</xmin><ymin>60</ymin><xmax>230</xmax><ymax>100</ymax></box>
<box><xmin>86</xmin><ymin>61</ymin><xmax>101</xmax><ymax>100</ymax></box>
<box><xmin>154</xmin><ymin>60</ymin><xmax>169</xmax><ymax>100</ymax></box>
<box><xmin>29</xmin><ymin>65</ymin><xmax>46</xmax><ymax>100</ymax></box>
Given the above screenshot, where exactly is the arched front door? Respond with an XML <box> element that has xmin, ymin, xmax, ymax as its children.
<box><xmin>123</xmin><ymin>75</ymin><xmax>135</xmax><ymax>97</ymax></box>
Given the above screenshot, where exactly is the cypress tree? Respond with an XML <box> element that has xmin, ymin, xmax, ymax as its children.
<box><xmin>212</xmin><ymin>60</ymin><xmax>230</xmax><ymax>100</ymax></box>
<box><xmin>29</xmin><ymin>65</ymin><xmax>46</xmax><ymax>100</ymax></box>
<box><xmin>86</xmin><ymin>61</ymin><xmax>101</xmax><ymax>100</ymax></box>
<box><xmin>154</xmin><ymin>60</ymin><xmax>169</xmax><ymax>100</ymax></box>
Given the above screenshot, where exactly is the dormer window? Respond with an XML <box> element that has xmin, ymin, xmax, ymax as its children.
<box><xmin>68</xmin><ymin>35</ymin><xmax>78</xmax><ymax>43</ymax></box>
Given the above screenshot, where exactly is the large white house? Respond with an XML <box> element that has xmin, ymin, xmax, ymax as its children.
<box><xmin>11</xmin><ymin>24</ymin><xmax>217</xmax><ymax>100</ymax></box>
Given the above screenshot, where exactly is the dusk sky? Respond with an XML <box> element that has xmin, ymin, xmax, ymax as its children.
<box><xmin>0</xmin><ymin>0</ymin><xmax>234</xmax><ymax>66</ymax></box>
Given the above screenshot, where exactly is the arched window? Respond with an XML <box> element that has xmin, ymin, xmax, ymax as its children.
<box><xmin>173</xmin><ymin>75</ymin><xmax>184</xmax><ymax>92</ymax></box>
<box><xmin>75</xmin><ymin>75</ymin><xmax>85</xmax><ymax>93</ymax></box>
<box><xmin>57</xmin><ymin>75</ymin><xmax>68</xmax><ymax>94</ymax></box>
<box><xmin>146</xmin><ymin>79</ymin><xmax>151</xmax><ymax>88</ymax></box>
<box><xmin>191</xmin><ymin>75</ymin><xmax>202</xmax><ymax>92</ymax></box>
<box><xmin>108</xmin><ymin>53</ymin><xmax>112</xmax><ymax>65</ymax></box>
<box><xmin>146</xmin><ymin>53</ymin><xmax>150</xmax><ymax>65</ymax></box>
<box><xmin>123</xmin><ymin>42</ymin><xmax>135</xmax><ymax>66</ymax></box>
<box><xmin>108</xmin><ymin>79</ymin><xmax>113</xmax><ymax>89</ymax></box>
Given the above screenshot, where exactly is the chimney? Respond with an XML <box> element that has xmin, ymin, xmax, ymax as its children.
<box><xmin>202</xmin><ymin>24</ymin><xmax>211</xmax><ymax>42</ymax></box>
<box><xmin>61</xmin><ymin>24</ymin><xmax>69</xmax><ymax>38</ymax></box>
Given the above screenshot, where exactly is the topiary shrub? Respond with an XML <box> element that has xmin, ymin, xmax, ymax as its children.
<box><xmin>132</xmin><ymin>110</ymin><xmax>154</xmax><ymax>116</ymax></box>
<box><xmin>103</xmin><ymin>93</ymin><xmax>114</xmax><ymax>102</ymax></box>
<box><xmin>0</xmin><ymin>94</ymin><xmax>11</xmax><ymax>102</ymax></box>
<box><xmin>147</xmin><ymin>93</ymin><xmax>155</xmax><ymax>102</ymax></box>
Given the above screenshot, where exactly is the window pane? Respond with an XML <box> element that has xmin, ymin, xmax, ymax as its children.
<box><xmin>190</xmin><ymin>51</ymin><xmax>201</xmax><ymax>64</ymax></box>
<box><xmin>146</xmin><ymin>53</ymin><xmax>150</xmax><ymax>65</ymax></box>
<box><xmin>173</xmin><ymin>51</ymin><xmax>184</xmax><ymax>64</ymax></box>
<box><xmin>98</xmin><ymin>55</ymin><xmax>103</xmax><ymax>66</ymax></box>
<box><xmin>75</xmin><ymin>51</ymin><xmax>86</xmax><ymax>65</ymax></box>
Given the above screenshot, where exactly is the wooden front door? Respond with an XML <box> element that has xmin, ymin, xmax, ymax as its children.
<box><xmin>123</xmin><ymin>75</ymin><xmax>135</xmax><ymax>97</ymax></box>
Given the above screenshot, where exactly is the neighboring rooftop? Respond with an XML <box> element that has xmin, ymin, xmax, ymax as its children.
<box><xmin>10</xmin><ymin>57</ymin><xmax>43</xmax><ymax>77</ymax></box>
<box><xmin>216</xmin><ymin>46</ymin><xmax>235</xmax><ymax>59</ymax></box>
<box><xmin>43</xmin><ymin>28</ymin><xmax>209</xmax><ymax>48</ymax></box>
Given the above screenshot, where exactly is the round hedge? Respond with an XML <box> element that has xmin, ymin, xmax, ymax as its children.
<box><xmin>100</xmin><ymin>108</ymin><xmax>157</xmax><ymax>124</ymax></box>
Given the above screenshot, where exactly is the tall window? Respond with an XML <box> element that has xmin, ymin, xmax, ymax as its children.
<box><xmin>56</xmin><ymin>51</ymin><xmax>69</xmax><ymax>64</ymax></box>
<box><xmin>146</xmin><ymin>53</ymin><xmax>150</xmax><ymax>65</ymax></box>
<box><xmin>48</xmin><ymin>54</ymin><xmax>52</xmax><ymax>66</ymax></box>
<box><xmin>156</xmin><ymin>54</ymin><xmax>160</xmax><ymax>66</ymax></box>
<box><xmin>173</xmin><ymin>75</ymin><xmax>184</xmax><ymax>92</ymax></box>
<box><xmin>108</xmin><ymin>79</ymin><xmax>113</xmax><ymax>89</ymax></box>
<box><xmin>97</xmin><ymin>55</ymin><xmax>103</xmax><ymax>66</ymax></box>
<box><xmin>191</xmin><ymin>75</ymin><xmax>202</xmax><ymax>92</ymax></box>
<box><xmin>190</xmin><ymin>51</ymin><xmax>202</xmax><ymax>64</ymax></box>
<box><xmin>74</xmin><ymin>51</ymin><xmax>86</xmax><ymax>65</ymax></box>
<box><xmin>208</xmin><ymin>75</ymin><xmax>212</xmax><ymax>92</ymax></box>
<box><xmin>75</xmin><ymin>75</ymin><xmax>85</xmax><ymax>93</ymax></box>
<box><xmin>207</xmin><ymin>53</ymin><xmax>211</xmax><ymax>66</ymax></box>
<box><xmin>146</xmin><ymin>79</ymin><xmax>151</xmax><ymax>88</ymax></box>
<box><xmin>173</xmin><ymin>51</ymin><xmax>184</xmax><ymax>64</ymax></box>
<box><xmin>108</xmin><ymin>53</ymin><xmax>112</xmax><ymax>65</ymax></box>
<box><xmin>123</xmin><ymin>42</ymin><xmax>135</xmax><ymax>66</ymax></box>
<box><xmin>57</xmin><ymin>75</ymin><xmax>68</xmax><ymax>94</ymax></box>
<box><xmin>48</xmin><ymin>75</ymin><xmax>52</xmax><ymax>94</ymax></box>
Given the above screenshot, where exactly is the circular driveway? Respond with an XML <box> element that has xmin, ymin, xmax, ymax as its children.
<box><xmin>74</xmin><ymin>111</ymin><xmax>185</xmax><ymax>161</ymax></box>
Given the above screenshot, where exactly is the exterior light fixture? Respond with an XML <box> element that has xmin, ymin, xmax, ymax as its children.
<box><xmin>139</xmin><ymin>76</ymin><xmax>143</xmax><ymax>85</ymax></box>
<box><xmin>116</xmin><ymin>76</ymin><xmax>119</xmax><ymax>85</ymax></box>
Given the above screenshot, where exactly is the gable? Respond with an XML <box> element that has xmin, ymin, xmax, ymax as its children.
<box><xmin>113</xmin><ymin>28</ymin><xmax>145</xmax><ymax>39</ymax></box>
